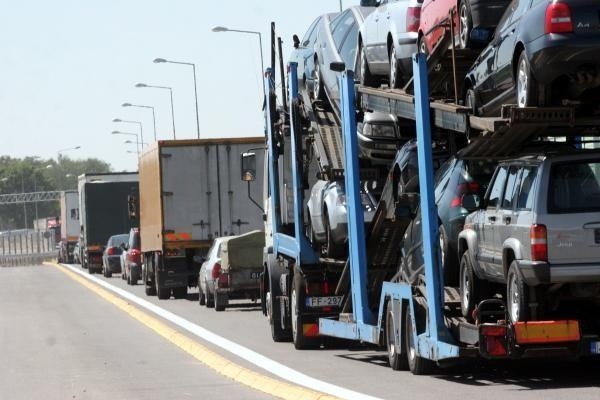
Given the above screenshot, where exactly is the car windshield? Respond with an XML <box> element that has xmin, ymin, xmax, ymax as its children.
<box><xmin>549</xmin><ymin>160</ymin><xmax>600</xmax><ymax>213</ymax></box>
<box><xmin>109</xmin><ymin>234</ymin><xmax>129</xmax><ymax>247</ymax></box>
<box><xmin>462</xmin><ymin>160</ymin><xmax>497</xmax><ymax>193</ymax></box>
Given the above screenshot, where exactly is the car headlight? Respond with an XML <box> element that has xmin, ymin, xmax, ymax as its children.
<box><xmin>363</xmin><ymin>123</ymin><xmax>397</xmax><ymax>138</ymax></box>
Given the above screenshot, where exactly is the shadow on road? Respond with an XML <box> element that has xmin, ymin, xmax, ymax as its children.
<box><xmin>183</xmin><ymin>293</ymin><xmax>261</xmax><ymax>311</ymax></box>
<box><xmin>334</xmin><ymin>348</ymin><xmax>600</xmax><ymax>390</ymax></box>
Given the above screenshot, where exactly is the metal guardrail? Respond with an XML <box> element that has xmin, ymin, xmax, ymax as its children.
<box><xmin>0</xmin><ymin>191</ymin><xmax>62</xmax><ymax>205</ymax></box>
<box><xmin>0</xmin><ymin>230</ymin><xmax>56</xmax><ymax>266</ymax></box>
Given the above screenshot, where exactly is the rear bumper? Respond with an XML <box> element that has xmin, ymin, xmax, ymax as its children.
<box><xmin>517</xmin><ymin>260</ymin><xmax>600</xmax><ymax>285</ymax></box>
<box><xmin>357</xmin><ymin>133</ymin><xmax>397</xmax><ymax>161</ymax></box>
<box><xmin>106</xmin><ymin>256</ymin><xmax>122</xmax><ymax>272</ymax></box>
<box><xmin>528</xmin><ymin>34</ymin><xmax>600</xmax><ymax>87</ymax></box>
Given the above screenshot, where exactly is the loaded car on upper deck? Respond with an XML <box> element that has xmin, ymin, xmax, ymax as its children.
<box><xmin>464</xmin><ymin>0</ymin><xmax>600</xmax><ymax>117</ymax></box>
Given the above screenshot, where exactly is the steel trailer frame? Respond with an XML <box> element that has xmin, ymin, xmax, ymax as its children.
<box><xmin>318</xmin><ymin>54</ymin><xmax>460</xmax><ymax>361</ymax></box>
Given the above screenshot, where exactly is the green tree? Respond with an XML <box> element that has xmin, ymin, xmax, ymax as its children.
<box><xmin>0</xmin><ymin>156</ymin><xmax>112</xmax><ymax>230</ymax></box>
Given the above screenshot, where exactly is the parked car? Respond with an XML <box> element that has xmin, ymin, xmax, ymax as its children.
<box><xmin>120</xmin><ymin>228</ymin><xmax>141</xmax><ymax>285</ymax></box>
<box><xmin>358</xmin><ymin>0</ymin><xmax>422</xmax><ymax>88</ymax></box>
<box><xmin>101</xmin><ymin>233</ymin><xmax>128</xmax><ymax>278</ymax></box>
<box><xmin>458</xmin><ymin>151</ymin><xmax>600</xmax><ymax>323</ymax></box>
<box><xmin>399</xmin><ymin>155</ymin><xmax>496</xmax><ymax>286</ymax></box>
<box><xmin>291</xmin><ymin>13</ymin><xmax>339</xmax><ymax>97</ymax></box>
<box><xmin>418</xmin><ymin>0</ymin><xmax>509</xmax><ymax>54</ymax></box>
<box><xmin>307</xmin><ymin>179</ymin><xmax>378</xmax><ymax>258</ymax></box>
<box><xmin>199</xmin><ymin>237</ymin><xmax>232</xmax><ymax>309</ymax></box>
<box><xmin>199</xmin><ymin>231</ymin><xmax>264</xmax><ymax>312</ymax></box>
<box><xmin>313</xmin><ymin>6</ymin><xmax>375</xmax><ymax>116</ymax></box>
<box><xmin>73</xmin><ymin>242</ymin><xmax>81</xmax><ymax>264</ymax></box>
<box><xmin>357</xmin><ymin>112</ymin><xmax>402</xmax><ymax>162</ymax></box>
<box><xmin>464</xmin><ymin>0</ymin><xmax>600</xmax><ymax>117</ymax></box>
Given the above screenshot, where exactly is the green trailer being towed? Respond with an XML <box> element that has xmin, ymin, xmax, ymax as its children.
<box><xmin>207</xmin><ymin>230</ymin><xmax>264</xmax><ymax>311</ymax></box>
<box><xmin>78</xmin><ymin>173</ymin><xmax>139</xmax><ymax>273</ymax></box>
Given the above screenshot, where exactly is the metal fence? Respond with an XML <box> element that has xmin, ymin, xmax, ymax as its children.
<box><xmin>0</xmin><ymin>230</ymin><xmax>57</xmax><ymax>266</ymax></box>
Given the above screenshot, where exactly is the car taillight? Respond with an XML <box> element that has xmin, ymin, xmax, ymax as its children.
<box><xmin>128</xmin><ymin>249</ymin><xmax>141</xmax><ymax>264</ymax></box>
<box><xmin>406</xmin><ymin>7</ymin><xmax>421</xmax><ymax>33</ymax></box>
<box><xmin>530</xmin><ymin>224</ymin><xmax>547</xmax><ymax>262</ymax></box>
<box><xmin>545</xmin><ymin>2</ymin><xmax>573</xmax><ymax>34</ymax></box>
<box><xmin>107</xmin><ymin>246</ymin><xmax>118</xmax><ymax>256</ymax></box>
<box><xmin>211</xmin><ymin>263</ymin><xmax>221</xmax><ymax>280</ymax></box>
<box><xmin>218</xmin><ymin>272</ymin><xmax>230</xmax><ymax>288</ymax></box>
<box><xmin>451</xmin><ymin>182</ymin><xmax>480</xmax><ymax>208</ymax></box>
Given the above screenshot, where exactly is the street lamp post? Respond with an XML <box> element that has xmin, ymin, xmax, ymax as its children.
<box><xmin>113</xmin><ymin>118</ymin><xmax>144</xmax><ymax>148</ymax></box>
<box><xmin>212</xmin><ymin>26</ymin><xmax>265</xmax><ymax>100</ymax></box>
<box><xmin>122</xmin><ymin>103</ymin><xmax>157</xmax><ymax>142</ymax></box>
<box><xmin>135</xmin><ymin>83</ymin><xmax>176</xmax><ymax>140</ymax></box>
<box><xmin>153</xmin><ymin>58</ymin><xmax>201</xmax><ymax>139</ymax></box>
<box><xmin>112</xmin><ymin>131</ymin><xmax>140</xmax><ymax>155</ymax></box>
<box><xmin>57</xmin><ymin>146</ymin><xmax>81</xmax><ymax>160</ymax></box>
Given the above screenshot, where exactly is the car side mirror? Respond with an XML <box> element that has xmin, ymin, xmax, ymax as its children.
<box><xmin>241</xmin><ymin>152</ymin><xmax>257</xmax><ymax>182</ymax></box>
<box><xmin>330</xmin><ymin>62</ymin><xmax>346</xmax><ymax>72</ymax></box>
<box><xmin>293</xmin><ymin>34</ymin><xmax>300</xmax><ymax>49</ymax></box>
<box><xmin>469</xmin><ymin>27</ymin><xmax>494</xmax><ymax>46</ymax></box>
<box><xmin>462</xmin><ymin>194</ymin><xmax>481</xmax><ymax>211</ymax></box>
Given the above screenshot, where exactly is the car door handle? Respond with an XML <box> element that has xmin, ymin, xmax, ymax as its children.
<box><xmin>503</xmin><ymin>216</ymin><xmax>511</xmax><ymax>225</ymax></box>
<box><xmin>488</xmin><ymin>216</ymin><xmax>497</xmax><ymax>223</ymax></box>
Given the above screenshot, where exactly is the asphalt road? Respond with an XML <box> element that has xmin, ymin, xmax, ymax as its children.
<box><xmin>4</xmin><ymin>264</ymin><xmax>600</xmax><ymax>400</ymax></box>
<box><xmin>0</xmin><ymin>265</ymin><xmax>269</xmax><ymax>400</ymax></box>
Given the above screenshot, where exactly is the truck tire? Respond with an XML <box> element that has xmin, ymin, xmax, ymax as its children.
<box><xmin>215</xmin><ymin>293</ymin><xmax>227</xmax><ymax>311</ymax></box>
<box><xmin>267</xmin><ymin>277</ymin><xmax>291</xmax><ymax>342</ymax></box>
<box><xmin>386</xmin><ymin>301</ymin><xmax>408</xmax><ymax>370</ymax></box>
<box><xmin>155</xmin><ymin>255</ymin><xmax>170</xmax><ymax>300</ymax></box>
<box><xmin>291</xmin><ymin>272</ymin><xmax>319</xmax><ymax>350</ymax></box>
<box><xmin>405</xmin><ymin>305</ymin><xmax>435</xmax><ymax>375</ymax></box>
<box><xmin>173</xmin><ymin>287</ymin><xmax>187</xmax><ymax>299</ymax></box>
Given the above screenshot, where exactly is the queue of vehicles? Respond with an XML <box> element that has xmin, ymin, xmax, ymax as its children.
<box><xmin>57</xmin><ymin>0</ymin><xmax>600</xmax><ymax>381</ymax></box>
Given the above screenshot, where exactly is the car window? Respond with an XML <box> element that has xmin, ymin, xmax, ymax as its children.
<box><xmin>109</xmin><ymin>235</ymin><xmax>128</xmax><ymax>247</ymax></box>
<box><xmin>302</xmin><ymin>17</ymin><xmax>320</xmax><ymax>46</ymax></box>
<box><xmin>548</xmin><ymin>160</ymin><xmax>600</xmax><ymax>213</ymax></box>
<box><xmin>495</xmin><ymin>0</ymin><xmax>515</xmax><ymax>33</ymax></box>
<box><xmin>215</xmin><ymin>243</ymin><xmax>223</xmax><ymax>257</ymax></box>
<box><xmin>434</xmin><ymin>158</ymin><xmax>455</xmax><ymax>202</ymax></box>
<box><xmin>329</xmin><ymin>10</ymin><xmax>348</xmax><ymax>32</ymax></box>
<box><xmin>487</xmin><ymin>166</ymin><xmax>508</xmax><ymax>209</ymax></box>
<box><xmin>516</xmin><ymin>166</ymin><xmax>538</xmax><ymax>210</ymax></box>
<box><xmin>331</xmin><ymin>11</ymin><xmax>355</xmax><ymax>48</ymax></box>
<box><xmin>502</xmin><ymin>166</ymin><xmax>520</xmax><ymax>209</ymax></box>
<box><xmin>339</xmin><ymin>22</ymin><xmax>359</xmax><ymax>68</ymax></box>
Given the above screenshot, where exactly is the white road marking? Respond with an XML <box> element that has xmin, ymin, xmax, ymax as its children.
<box><xmin>61</xmin><ymin>264</ymin><xmax>383</xmax><ymax>400</ymax></box>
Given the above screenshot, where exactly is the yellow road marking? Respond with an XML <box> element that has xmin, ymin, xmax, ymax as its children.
<box><xmin>45</xmin><ymin>262</ymin><xmax>338</xmax><ymax>400</ymax></box>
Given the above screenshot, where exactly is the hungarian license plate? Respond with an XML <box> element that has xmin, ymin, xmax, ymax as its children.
<box><xmin>305</xmin><ymin>296</ymin><xmax>343</xmax><ymax>308</ymax></box>
<box><xmin>590</xmin><ymin>341</ymin><xmax>600</xmax><ymax>354</ymax></box>
<box><xmin>250</xmin><ymin>272</ymin><xmax>261</xmax><ymax>280</ymax></box>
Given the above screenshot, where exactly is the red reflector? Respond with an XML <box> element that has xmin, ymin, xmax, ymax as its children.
<box><xmin>545</xmin><ymin>2</ymin><xmax>573</xmax><ymax>34</ymax></box>
<box><xmin>480</xmin><ymin>324</ymin><xmax>508</xmax><ymax>357</ymax></box>
<box><xmin>406</xmin><ymin>7</ymin><xmax>421</xmax><ymax>32</ymax></box>
<box><xmin>450</xmin><ymin>196</ymin><xmax>462</xmax><ymax>208</ymax></box>
<box><xmin>302</xmin><ymin>323</ymin><xmax>319</xmax><ymax>337</ymax></box>
<box><xmin>217</xmin><ymin>272</ymin><xmax>229</xmax><ymax>288</ymax></box>
<box><xmin>530</xmin><ymin>224</ymin><xmax>547</xmax><ymax>262</ymax></box>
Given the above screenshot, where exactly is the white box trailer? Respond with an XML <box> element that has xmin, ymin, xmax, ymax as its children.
<box><xmin>139</xmin><ymin>138</ymin><xmax>265</xmax><ymax>300</ymax></box>
<box><xmin>60</xmin><ymin>191</ymin><xmax>79</xmax><ymax>242</ymax></box>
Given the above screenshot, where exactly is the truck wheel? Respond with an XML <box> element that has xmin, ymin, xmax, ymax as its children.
<box><xmin>215</xmin><ymin>293</ymin><xmax>227</xmax><ymax>311</ymax></box>
<box><xmin>157</xmin><ymin>285</ymin><xmax>170</xmax><ymax>300</ymax></box>
<box><xmin>267</xmin><ymin>280</ymin><xmax>291</xmax><ymax>342</ymax></box>
<box><xmin>173</xmin><ymin>287</ymin><xmax>187</xmax><ymax>299</ymax></box>
<box><xmin>405</xmin><ymin>306</ymin><xmax>434</xmax><ymax>375</ymax></box>
<box><xmin>386</xmin><ymin>301</ymin><xmax>408</xmax><ymax>370</ymax></box>
<box><xmin>291</xmin><ymin>273</ymin><xmax>319</xmax><ymax>350</ymax></box>
<box><xmin>144</xmin><ymin>266</ymin><xmax>156</xmax><ymax>296</ymax></box>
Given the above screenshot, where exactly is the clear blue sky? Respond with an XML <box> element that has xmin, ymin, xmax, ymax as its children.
<box><xmin>1</xmin><ymin>1</ymin><xmax>351</xmax><ymax>171</ymax></box>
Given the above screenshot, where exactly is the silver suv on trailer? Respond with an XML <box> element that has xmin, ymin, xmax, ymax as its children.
<box><xmin>458</xmin><ymin>151</ymin><xmax>600</xmax><ymax>324</ymax></box>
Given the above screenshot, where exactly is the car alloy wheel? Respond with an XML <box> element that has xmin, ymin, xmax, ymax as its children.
<box><xmin>460</xmin><ymin>259</ymin><xmax>471</xmax><ymax>314</ymax></box>
<box><xmin>517</xmin><ymin>58</ymin><xmax>529</xmax><ymax>107</ymax></box>
<box><xmin>459</xmin><ymin>1</ymin><xmax>472</xmax><ymax>49</ymax></box>
<box><xmin>465</xmin><ymin>88</ymin><xmax>477</xmax><ymax>115</ymax></box>
<box><xmin>508</xmin><ymin>271</ymin><xmax>521</xmax><ymax>323</ymax></box>
<box><xmin>418</xmin><ymin>37</ymin><xmax>428</xmax><ymax>56</ymax></box>
<box><xmin>389</xmin><ymin>46</ymin><xmax>400</xmax><ymax>89</ymax></box>
<box><xmin>313</xmin><ymin>62</ymin><xmax>322</xmax><ymax>101</ymax></box>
